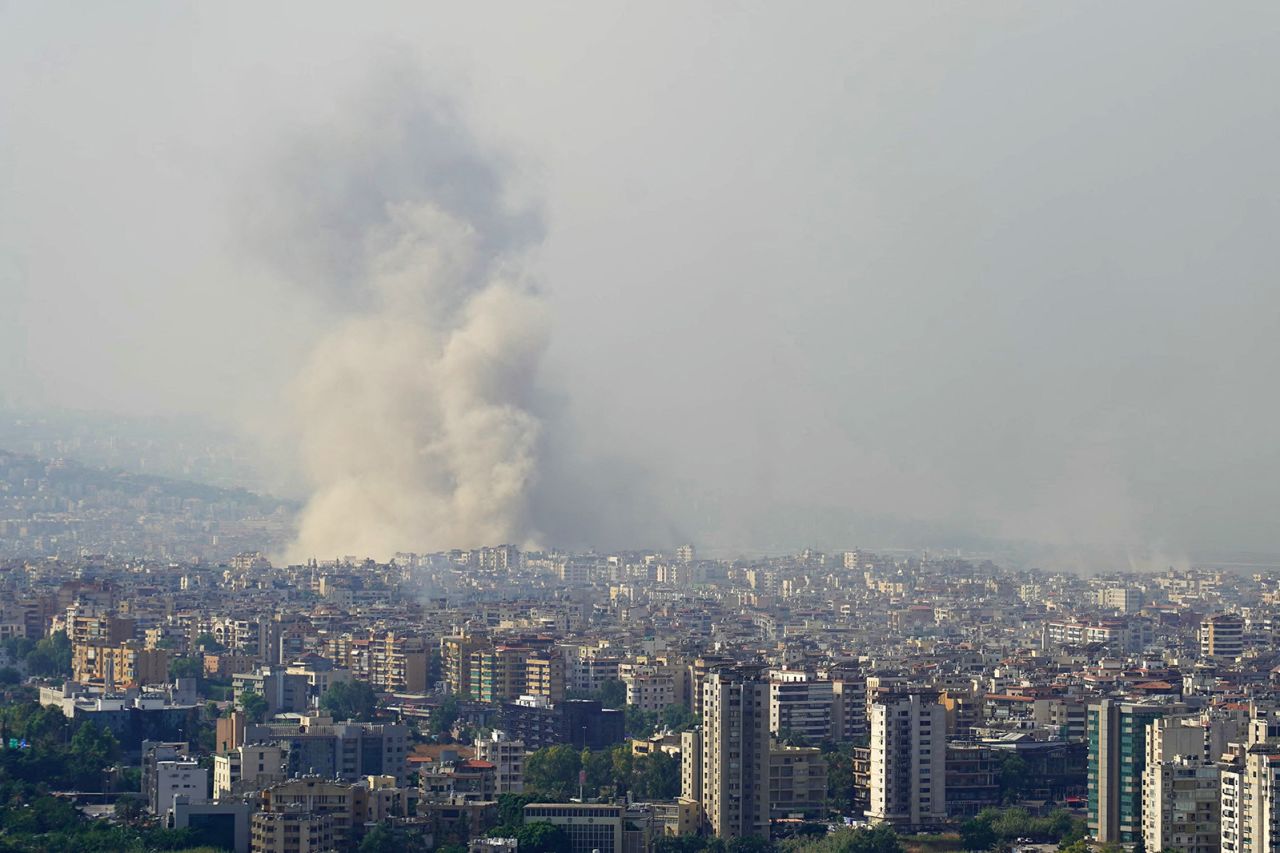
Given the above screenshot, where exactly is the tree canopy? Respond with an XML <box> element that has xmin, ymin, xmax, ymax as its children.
<box><xmin>320</xmin><ymin>679</ymin><xmax>380</xmax><ymax>722</ymax></box>
<box><xmin>514</xmin><ymin>821</ymin><xmax>571</xmax><ymax>853</ymax></box>
<box><xmin>239</xmin><ymin>690</ymin><xmax>269</xmax><ymax>723</ymax></box>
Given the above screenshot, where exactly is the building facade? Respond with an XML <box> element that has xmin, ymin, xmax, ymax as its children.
<box><xmin>867</xmin><ymin>690</ymin><xmax>946</xmax><ymax>831</ymax></box>
<box><xmin>1088</xmin><ymin>699</ymin><xmax>1186</xmax><ymax>843</ymax></box>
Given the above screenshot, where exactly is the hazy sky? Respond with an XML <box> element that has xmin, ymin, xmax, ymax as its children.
<box><xmin>2</xmin><ymin>2</ymin><xmax>1278</xmax><ymax>561</ymax></box>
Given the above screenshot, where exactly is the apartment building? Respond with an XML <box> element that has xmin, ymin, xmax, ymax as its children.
<box><xmin>768</xmin><ymin>671</ymin><xmax>834</xmax><ymax>744</ymax></box>
<box><xmin>368</xmin><ymin>631</ymin><xmax>429</xmax><ymax>693</ymax></box>
<box><xmin>867</xmin><ymin>689</ymin><xmax>946</xmax><ymax>831</ymax></box>
<box><xmin>213</xmin><ymin>744</ymin><xmax>286</xmax><ymax>798</ymax></box>
<box><xmin>1141</xmin><ymin>715</ymin><xmax>1220</xmax><ymax>853</ymax></box>
<box><xmin>1088</xmin><ymin>699</ymin><xmax>1187</xmax><ymax>843</ymax></box>
<box><xmin>1202</xmin><ymin>614</ymin><xmax>1245</xmax><ymax>661</ymax></box>
<box><xmin>72</xmin><ymin>639</ymin><xmax>169</xmax><ymax>688</ymax></box>
<box><xmin>1222</xmin><ymin>744</ymin><xmax>1280</xmax><ymax>853</ymax></box>
<box><xmin>699</xmin><ymin>667</ymin><xmax>772</xmax><ymax>839</ymax></box>
<box><xmin>474</xmin><ymin>730</ymin><xmax>525</xmax><ymax>794</ymax></box>
<box><xmin>767</xmin><ymin>743</ymin><xmax>826</xmax><ymax>819</ymax></box>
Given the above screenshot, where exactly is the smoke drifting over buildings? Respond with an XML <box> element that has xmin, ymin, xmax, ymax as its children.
<box><xmin>4</xmin><ymin>6</ymin><xmax>1280</xmax><ymax>563</ymax></box>
<box><xmin>252</xmin><ymin>77</ymin><xmax>550</xmax><ymax>561</ymax></box>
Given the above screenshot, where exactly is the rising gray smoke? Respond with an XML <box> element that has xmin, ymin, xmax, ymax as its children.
<box><xmin>248</xmin><ymin>71</ymin><xmax>549</xmax><ymax>561</ymax></box>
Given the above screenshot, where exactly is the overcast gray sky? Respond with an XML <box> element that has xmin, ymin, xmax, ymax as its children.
<box><xmin>2</xmin><ymin>2</ymin><xmax>1278</xmax><ymax>562</ymax></box>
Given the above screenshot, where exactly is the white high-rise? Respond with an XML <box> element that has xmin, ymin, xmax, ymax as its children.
<box><xmin>867</xmin><ymin>690</ymin><xmax>946</xmax><ymax>831</ymax></box>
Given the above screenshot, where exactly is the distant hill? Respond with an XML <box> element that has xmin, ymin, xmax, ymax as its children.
<box><xmin>0</xmin><ymin>448</ymin><xmax>295</xmax><ymax>561</ymax></box>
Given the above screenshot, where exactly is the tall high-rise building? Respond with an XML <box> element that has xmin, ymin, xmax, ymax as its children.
<box><xmin>1201</xmin><ymin>614</ymin><xmax>1245</xmax><ymax>661</ymax></box>
<box><xmin>1141</xmin><ymin>715</ymin><xmax>1220</xmax><ymax>853</ymax></box>
<box><xmin>1219</xmin><ymin>712</ymin><xmax>1280</xmax><ymax>853</ymax></box>
<box><xmin>830</xmin><ymin>675</ymin><xmax>868</xmax><ymax>743</ymax></box>
<box><xmin>700</xmin><ymin>667</ymin><xmax>772</xmax><ymax>840</ymax></box>
<box><xmin>1221</xmin><ymin>744</ymin><xmax>1280</xmax><ymax>853</ymax></box>
<box><xmin>1088</xmin><ymin>699</ymin><xmax>1187</xmax><ymax>843</ymax></box>
<box><xmin>768</xmin><ymin>671</ymin><xmax>834</xmax><ymax>744</ymax></box>
<box><xmin>368</xmin><ymin>631</ymin><xmax>429</xmax><ymax>694</ymax></box>
<box><xmin>867</xmin><ymin>689</ymin><xmax>946</xmax><ymax>831</ymax></box>
<box><xmin>681</xmin><ymin>728</ymin><xmax>703</xmax><ymax>804</ymax></box>
<box><xmin>441</xmin><ymin>632</ymin><xmax>489</xmax><ymax>699</ymax></box>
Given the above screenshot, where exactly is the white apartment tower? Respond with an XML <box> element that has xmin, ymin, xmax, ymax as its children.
<box><xmin>867</xmin><ymin>690</ymin><xmax>946</xmax><ymax>831</ymax></box>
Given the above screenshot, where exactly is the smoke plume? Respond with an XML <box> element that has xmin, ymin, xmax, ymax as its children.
<box><xmin>252</xmin><ymin>71</ymin><xmax>549</xmax><ymax>562</ymax></box>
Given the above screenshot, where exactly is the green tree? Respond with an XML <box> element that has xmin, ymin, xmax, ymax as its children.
<box><xmin>496</xmin><ymin>791</ymin><xmax>540</xmax><ymax>828</ymax></box>
<box><xmin>358</xmin><ymin>821</ymin><xmax>424</xmax><ymax>853</ymax></box>
<box><xmin>431</xmin><ymin>694</ymin><xmax>460</xmax><ymax>736</ymax></box>
<box><xmin>2</xmin><ymin>637</ymin><xmax>35</xmax><ymax>661</ymax></box>
<box><xmin>633</xmin><ymin>750</ymin><xmax>680</xmax><ymax>799</ymax></box>
<box><xmin>962</xmin><ymin>806</ymin><xmax>1086</xmax><ymax>847</ymax></box>
<box><xmin>597</xmin><ymin>678</ymin><xmax>627</xmax><ymax>710</ymax></box>
<box><xmin>625</xmin><ymin>704</ymin><xmax>659</xmax><ymax>737</ymax></box>
<box><xmin>515</xmin><ymin>821</ymin><xmax>571</xmax><ymax>853</ymax></box>
<box><xmin>660</xmin><ymin>703</ymin><xmax>699</xmax><ymax>732</ymax></box>
<box><xmin>169</xmin><ymin>656</ymin><xmax>203</xmax><ymax>682</ymax></box>
<box><xmin>194</xmin><ymin>632</ymin><xmax>225</xmax><ymax>652</ymax></box>
<box><xmin>824</xmin><ymin>747</ymin><xmax>855</xmax><ymax>812</ymax></box>
<box><xmin>320</xmin><ymin>680</ymin><xmax>380</xmax><ymax>722</ymax></box>
<box><xmin>582</xmin><ymin>746</ymin><xmax>617</xmax><ymax>794</ymax></box>
<box><xmin>961</xmin><ymin>816</ymin><xmax>998</xmax><ymax>851</ymax></box>
<box><xmin>991</xmin><ymin>807</ymin><xmax>1032</xmax><ymax>840</ymax></box>
<box><xmin>25</xmin><ymin>630</ymin><xmax>72</xmax><ymax>677</ymax></box>
<box><xmin>997</xmin><ymin>753</ymin><xmax>1031</xmax><ymax>803</ymax></box>
<box><xmin>69</xmin><ymin>721</ymin><xmax>120</xmax><ymax>789</ymax></box>
<box><xmin>655</xmin><ymin>838</ymin><xmax>713</xmax><ymax>853</ymax></box>
<box><xmin>524</xmin><ymin>745</ymin><xmax>582</xmax><ymax>799</ymax></box>
<box><xmin>113</xmin><ymin>794</ymin><xmax>145</xmax><ymax>825</ymax></box>
<box><xmin>239</xmin><ymin>690</ymin><xmax>269</xmax><ymax>723</ymax></box>
<box><xmin>780</xmin><ymin>824</ymin><xmax>903</xmax><ymax>853</ymax></box>
<box><xmin>611</xmin><ymin>745</ymin><xmax>635</xmax><ymax>793</ymax></box>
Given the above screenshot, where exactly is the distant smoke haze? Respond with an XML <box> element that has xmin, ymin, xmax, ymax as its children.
<box><xmin>2</xmin><ymin>5</ymin><xmax>1279</xmax><ymax>567</ymax></box>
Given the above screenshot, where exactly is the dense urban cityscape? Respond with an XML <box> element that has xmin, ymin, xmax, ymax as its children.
<box><xmin>5</xmin><ymin>3</ymin><xmax>1277</xmax><ymax>853</ymax></box>
<box><xmin>3</xmin><ymin>462</ymin><xmax>1280</xmax><ymax>853</ymax></box>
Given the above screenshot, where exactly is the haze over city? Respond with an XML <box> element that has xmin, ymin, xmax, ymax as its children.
<box><xmin>3</xmin><ymin>2</ymin><xmax>1278</xmax><ymax>565</ymax></box>
<box><xmin>8</xmin><ymin>7</ymin><xmax>1280</xmax><ymax>853</ymax></box>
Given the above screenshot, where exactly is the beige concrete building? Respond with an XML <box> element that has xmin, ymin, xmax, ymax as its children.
<box><xmin>699</xmin><ymin>667</ymin><xmax>772</xmax><ymax>839</ymax></box>
<box><xmin>250</xmin><ymin>809</ymin><xmax>333</xmax><ymax>853</ymax></box>
<box><xmin>1201</xmin><ymin>614</ymin><xmax>1245</xmax><ymax>661</ymax></box>
<box><xmin>1141</xmin><ymin>715</ymin><xmax>1220</xmax><ymax>853</ymax></box>
<box><xmin>867</xmin><ymin>690</ymin><xmax>946</xmax><ymax>831</ymax></box>
<box><xmin>213</xmin><ymin>744</ymin><xmax>285</xmax><ymax>799</ymax></box>
<box><xmin>72</xmin><ymin>639</ymin><xmax>169</xmax><ymax>688</ymax></box>
<box><xmin>1222</xmin><ymin>744</ymin><xmax>1280</xmax><ymax>853</ymax></box>
<box><xmin>474</xmin><ymin>731</ymin><xmax>525</xmax><ymax>794</ymax></box>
